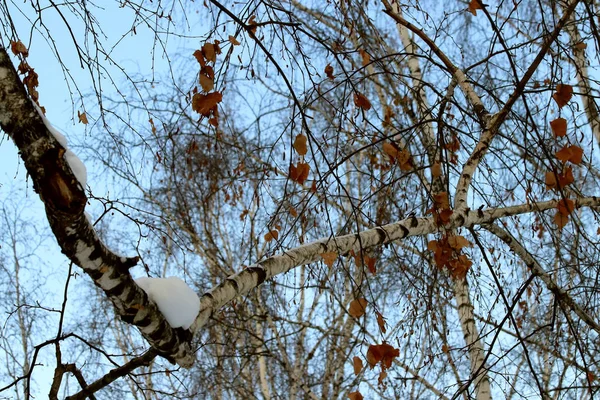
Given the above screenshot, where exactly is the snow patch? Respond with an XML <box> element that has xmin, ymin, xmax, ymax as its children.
<box><xmin>135</xmin><ymin>277</ymin><xmax>200</xmax><ymax>330</ymax></box>
<box><xmin>33</xmin><ymin>101</ymin><xmax>87</xmax><ymax>188</ymax></box>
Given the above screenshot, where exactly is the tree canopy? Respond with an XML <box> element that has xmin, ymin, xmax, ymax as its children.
<box><xmin>0</xmin><ymin>0</ymin><xmax>600</xmax><ymax>399</ymax></box>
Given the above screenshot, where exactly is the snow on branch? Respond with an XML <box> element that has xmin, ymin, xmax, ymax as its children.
<box><xmin>0</xmin><ymin>47</ymin><xmax>195</xmax><ymax>367</ymax></box>
<box><xmin>190</xmin><ymin>196</ymin><xmax>600</xmax><ymax>334</ymax></box>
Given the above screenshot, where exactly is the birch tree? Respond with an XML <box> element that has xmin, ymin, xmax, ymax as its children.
<box><xmin>1</xmin><ymin>0</ymin><xmax>600</xmax><ymax>398</ymax></box>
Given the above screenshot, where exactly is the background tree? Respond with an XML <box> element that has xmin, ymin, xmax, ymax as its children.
<box><xmin>0</xmin><ymin>0</ymin><xmax>599</xmax><ymax>399</ymax></box>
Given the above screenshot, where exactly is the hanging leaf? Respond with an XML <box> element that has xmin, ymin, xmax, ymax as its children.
<box><xmin>366</xmin><ymin>343</ymin><xmax>399</xmax><ymax>369</ymax></box>
<box><xmin>192</xmin><ymin>91</ymin><xmax>222</xmax><ymax>116</ymax></box>
<box><xmin>264</xmin><ymin>229</ymin><xmax>279</xmax><ymax>242</ymax></box>
<box><xmin>352</xmin><ymin>356</ymin><xmax>363</xmax><ymax>375</ymax></box>
<box><xmin>10</xmin><ymin>40</ymin><xmax>28</xmax><ymax>57</ymax></box>
<box><xmin>228</xmin><ymin>35</ymin><xmax>240</xmax><ymax>45</ymax></box>
<box><xmin>376</xmin><ymin>311</ymin><xmax>386</xmax><ymax>334</ymax></box>
<box><xmin>289</xmin><ymin>162</ymin><xmax>310</xmax><ymax>184</ymax></box>
<box><xmin>447</xmin><ymin>235</ymin><xmax>471</xmax><ymax>250</ymax></box>
<box><xmin>354</xmin><ymin>92</ymin><xmax>371</xmax><ymax>110</ymax></box>
<box><xmin>553</xmin><ymin>84</ymin><xmax>573</xmax><ymax>108</ymax></box>
<box><xmin>78</xmin><ymin>111</ymin><xmax>88</xmax><ymax>125</ymax></box>
<box><xmin>359</xmin><ymin>49</ymin><xmax>370</xmax><ymax>66</ymax></box>
<box><xmin>325</xmin><ymin>64</ymin><xmax>335</xmax><ymax>80</ymax></box>
<box><xmin>550</xmin><ymin>118</ymin><xmax>567</xmax><ymax>137</ymax></box>
<box><xmin>199</xmin><ymin>75</ymin><xmax>214</xmax><ymax>92</ymax></box>
<box><xmin>554</xmin><ymin>212</ymin><xmax>569</xmax><ymax>229</ymax></box>
<box><xmin>348</xmin><ymin>392</ymin><xmax>364</xmax><ymax>400</ymax></box>
<box><xmin>557</xmin><ymin>198</ymin><xmax>575</xmax><ymax>216</ymax></box>
<box><xmin>468</xmin><ymin>0</ymin><xmax>484</xmax><ymax>16</ymax></box>
<box><xmin>320</xmin><ymin>252</ymin><xmax>338</xmax><ymax>267</ymax></box>
<box><xmin>431</xmin><ymin>162</ymin><xmax>442</xmax><ymax>177</ymax></box>
<box><xmin>556</xmin><ymin>145</ymin><xmax>583</xmax><ymax>165</ymax></box>
<box><xmin>293</xmin><ymin>134</ymin><xmax>308</xmax><ymax>156</ymax></box>
<box><xmin>349</xmin><ymin>298</ymin><xmax>368</xmax><ymax>318</ymax></box>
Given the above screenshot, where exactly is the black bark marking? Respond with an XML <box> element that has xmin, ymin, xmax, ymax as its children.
<box><xmin>399</xmin><ymin>224</ymin><xmax>409</xmax><ymax>238</ymax></box>
<box><xmin>247</xmin><ymin>266</ymin><xmax>267</xmax><ymax>285</ymax></box>
<box><xmin>375</xmin><ymin>227</ymin><xmax>387</xmax><ymax>244</ymax></box>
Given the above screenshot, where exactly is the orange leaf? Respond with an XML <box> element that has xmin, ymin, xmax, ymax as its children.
<box><xmin>325</xmin><ymin>64</ymin><xmax>335</xmax><ymax>80</ymax></box>
<box><xmin>448</xmin><ymin>254</ymin><xmax>472</xmax><ymax>280</ymax></box>
<box><xmin>289</xmin><ymin>162</ymin><xmax>310</xmax><ymax>184</ymax></box>
<box><xmin>192</xmin><ymin>92</ymin><xmax>223</xmax><ymax>116</ymax></box>
<box><xmin>10</xmin><ymin>40</ymin><xmax>28</xmax><ymax>57</ymax></box>
<box><xmin>556</xmin><ymin>145</ymin><xmax>583</xmax><ymax>164</ymax></box>
<box><xmin>354</xmin><ymin>92</ymin><xmax>371</xmax><ymax>110</ymax></box>
<box><xmin>366</xmin><ymin>343</ymin><xmax>399</xmax><ymax>369</ymax></box>
<box><xmin>202</xmin><ymin>42</ymin><xmax>217</xmax><ymax>63</ymax></box>
<box><xmin>431</xmin><ymin>162</ymin><xmax>442</xmax><ymax>178</ymax></box>
<box><xmin>247</xmin><ymin>15</ymin><xmax>258</xmax><ymax>35</ymax></box>
<box><xmin>376</xmin><ymin>311</ymin><xmax>386</xmax><ymax>334</ymax></box>
<box><xmin>293</xmin><ymin>134</ymin><xmax>308</xmax><ymax>156</ymax></box>
<box><xmin>378</xmin><ymin>370</ymin><xmax>388</xmax><ymax>385</ymax></box>
<box><xmin>320</xmin><ymin>252</ymin><xmax>338</xmax><ymax>267</ymax></box>
<box><xmin>468</xmin><ymin>0</ymin><xmax>483</xmax><ymax>16</ymax></box>
<box><xmin>264</xmin><ymin>229</ymin><xmax>279</xmax><ymax>242</ymax></box>
<box><xmin>228</xmin><ymin>35</ymin><xmax>240</xmax><ymax>45</ymax></box>
<box><xmin>78</xmin><ymin>111</ymin><xmax>88</xmax><ymax>125</ymax></box>
<box><xmin>553</xmin><ymin>84</ymin><xmax>573</xmax><ymax>108</ymax></box>
<box><xmin>434</xmin><ymin>192</ymin><xmax>450</xmax><ymax>209</ymax></box>
<box><xmin>348</xmin><ymin>392</ymin><xmax>364</xmax><ymax>400</ymax></box>
<box><xmin>554</xmin><ymin>211</ymin><xmax>569</xmax><ymax>229</ymax></box>
<box><xmin>193</xmin><ymin>50</ymin><xmax>205</xmax><ymax>66</ymax></box>
<box><xmin>550</xmin><ymin>118</ymin><xmax>567</xmax><ymax>137</ymax></box>
<box><xmin>382</xmin><ymin>142</ymin><xmax>399</xmax><ymax>159</ymax></box>
<box><xmin>545</xmin><ymin>171</ymin><xmax>557</xmax><ymax>190</ymax></box>
<box><xmin>349</xmin><ymin>298</ymin><xmax>368</xmax><ymax>318</ymax></box>
<box><xmin>289</xmin><ymin>206</ymin><xmax>298</xmax><ymax>217</ymax></box>
<box><xmin>569</xmin><ymin>145</ymin><xmax>583</xmax><ymax>164</ymax></box>
<box><xmin>557</xmin><ymin>198</ymin><xmax>575</xmax><ymax>216</ymax></box>
<box><xmin>199</xmin><ymin>74</ymin><xmax>214</xmax><ymax>92</ymax></box>
<box><xmin>448</xmin><ymin>235</ymin><xmax>470</xmax><ymax>250</ymax></box>
<box><xmin>359</xmin><ymin>49</ymin><xmax>370</xmax><ymax>66</ymax></box>
<box><xmin>352</xmin><ymin>356</ymin><xmax>363</xmax><ymax>375</ymax></box>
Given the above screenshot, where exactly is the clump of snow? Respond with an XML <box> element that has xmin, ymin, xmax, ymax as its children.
<box><xmin>135</xmin><ymin>276</ymin><xmax>200</xmax><ymax>330</ymax></box>
<box><xmin>32</xmin><ymin>101</ymin><xmax>87</xmax><ymax>188</ymax></box>
<box><xmin>64</xmin><ymin>149</ymin><xmax>87</xmax><ymax>188</ymax></box>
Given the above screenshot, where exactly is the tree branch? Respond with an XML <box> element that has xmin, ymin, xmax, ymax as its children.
<box><xmin>0</xmin><ymin>47</ymin><xmax>194</xmax><ymax>367</ymax></box>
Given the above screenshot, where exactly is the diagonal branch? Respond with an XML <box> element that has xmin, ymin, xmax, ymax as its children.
<box><xmin>190</xmin><ymin>196</ymin><xmax>600</xmax><ymax>333</ymax></box>
<box><xmin>0</xmin><ymin>47</ymin><xmax>194</xmax><ymax>366</ymax></box>
<box><xmin>485</xmin><ymin>223</ymin><xmax>600</xmax><ymax>334</ymax></box>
